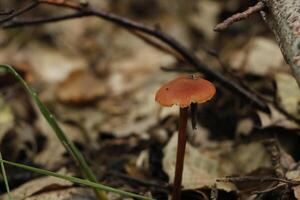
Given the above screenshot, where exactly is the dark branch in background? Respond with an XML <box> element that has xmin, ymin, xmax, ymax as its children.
<box><xmin>0</xmin><ymin>1</ymin><xmax>38</xmax><ymax>24</ymax></box>
<box><xmin>0</xmin><ymin>10</ymin><xmax>14</xmax><ymax>15</ymax></box>
<box><xmin>214</xmin><ymin>2</ymin><xmax>265</xmax><ymax>32</ymax></box>
<box><xmin>161</xmin><ymin>66</ymin><xmax>196</xmax><ymax>73</ymax></box>
<box><xmin>1</xmin><ymin>0</ymin><xmax>269</xmax><ymax>113</ymax></box>
<box><xmin>217</xmin><ymin>176</ymin><xmax>299</xmax><ymax>185</ymax></box>
<box><xmin>2</xmin><ymin>12</ymin><xmax>91</xmax><ymax>28</ymax></box>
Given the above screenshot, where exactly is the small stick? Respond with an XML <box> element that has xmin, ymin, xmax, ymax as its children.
<box><xmin>0</xmin><ymin>10</ymin><xmax>13</xmax><ymax>15</ymax></box>
<box><xmin>217</xmin><ymin>176</ymin><xmax>299</xmax><ymax>185</ymax></box>
<box><xmin>214</xmin><ymin>2</ymin><xmax>265</xmax><ymax>32</ymax></box>
<box><xmin>2</xmin><ymin>12</ymin><xmax>91</xmax><ymax>28</ymax></box>
<box><xmin>252</xmin><ymin>183</ymin><xmax>285</xmax><ymax>194</ymax></box>
<box><xmin>0</xmin><ymin>2</ymin><xmax>39</xmax><ymax>24</ymax></box>
<box><xmin>39</xmin><ymin>0</ymin><xmax>85</xmax><ymax>10</ymax></box>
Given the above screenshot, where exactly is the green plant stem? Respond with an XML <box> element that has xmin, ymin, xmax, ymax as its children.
<box><xmin>0</xmin><ymin>158</ymin><xmax>153</xmax><ymax>200</ymax></box>
<box><xmin>0</xmin><ymin>65</ymin><xmax>107</xmax><ymax>199</ymax></box>
<box><xmin>0</xmin><ymin>152</ymin><xmax>13</xmax><ymax>200</ymax></box>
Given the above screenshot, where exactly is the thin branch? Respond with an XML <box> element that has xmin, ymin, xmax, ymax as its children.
<box><xmin>214</xmin><ymin>2</ymin><xmax>265</xmax><ymax>32</ymax></box>
<box><xmin>0</xmin><ymin>1</ymin><xmax>39</xmax><ymax>24</ymax></box>
<box><xmin>217</xmin><ymin>176</ymin><xmax>300</xmax><ymax>186</ymax></box>
<box><xmin>0</xmin><ymin>10</ymin><xmax>14</xmax><ymax>15</ymax></box>
<box><xmin>1</xmin><ymin>1</ymin><xmax>270</xmax><ymax>113</ymax></box>
<box><xmin>160</xmin><ymin>65</ymin><xmax>196</xmax><ymax>73</ymax></box>
<box><xmin>39</xmin><ymin>0</ymin><xmax>85</xmax><ymax>10</ymax></box>
<box><xmin>252</xmin><ymin>183</ymin><xmax>285</xmax><ymax>194</ymax></box>
<box><xmin>3</xmin><ymin>12</ymin><xmax>91</xmax><ymax>28</ymax></box>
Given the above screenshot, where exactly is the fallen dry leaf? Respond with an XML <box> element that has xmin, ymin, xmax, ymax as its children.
<box><xmin>24</xmin><ymin>43</ymin><xmax>86</xmax><ymax>84</ymax></box>
<box><xmin>0</xmin><ymin>168</ymin><xmax>72</xmax><ymax>200</ymax></box>
<box><xmin>24</xmin><ymin>188</ymin><xmax>95</xmax><ymax>200</ymax></box>
<box><xmin>163</xmin><ymin>133</ymin><xmax>272</xmax><ymax>191</ymax></box>
<box><xmin>163</xmin><ymin>133</ymin><xmax>235</xmax><ymax>191</ymax></box>
<box><xmin>56</xmin><ymin>69</ymin><xmax>108</xmax><ymax>105</ymax></box>
<box><xmin>228</xmin><ymin>141</ymin><xmax>271</xmax><ymax>174</ymax></box>
<box><xmin>228</xmin><ymin>37</ymin><xmax>287</xmax><ymax>75</ymax></box>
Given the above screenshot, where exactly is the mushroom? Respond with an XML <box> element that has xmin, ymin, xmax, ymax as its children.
<box><xmin>155</xmin><ymin>75</ymin><xmax>216</xmax><ymax>200</ymax></box>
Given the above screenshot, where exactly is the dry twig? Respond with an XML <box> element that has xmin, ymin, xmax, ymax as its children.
<box><xmin>214</xmin><ymin>2</ymin><xmax>265</xmax><ymax>31</ymax></box>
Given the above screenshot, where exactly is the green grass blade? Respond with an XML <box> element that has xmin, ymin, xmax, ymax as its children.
<box><xmin>0</xmin><ymin>64</ymin><xmax>108</xmax><ymax>198</ymax></box>
<box><xmin>0</xmin><ymin>152</ymin><xmax>13</xmax><ymax>200</ymax></box>
<box><xmin>0</xmin><ymin>159</ymin><xmax>154</xmax><ymax>200</ymax></box>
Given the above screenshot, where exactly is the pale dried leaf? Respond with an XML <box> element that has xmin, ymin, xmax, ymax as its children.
<box><xmin>228</xmin><ymin>37</ymin><xmax>287</xmax><ymax>75</ymax></box>
<box><xmin>275</xmin><ymin>72</ymin><xmax>300</xmax><ymax>118</ymax></box>
<box><xmin>24</xmin><ymin>188</ymin><xmax>95</xmax><ymax>200</ymax></box>
<box><xmin>229</xmin><ymin>142</ymin><xmax>271</xmax><ymax>174</ymax></box>
<box><xmin>24</xmin><ymin>43</ymin><xmax>86</xmax><ymax>83</ymax></box>
<box><xmin>0</xmin><ymin>168</ymin><xmax>72</xmax><ymax>200</ymax></box>
<box><xmin>163</xmin><ymin>133</ymin><xmax>272</xmax><ymax>191</ymax></box>
<box><xmin>286</xmin><ymin>170</ymin><xmax>300</xmax><ymax>199</ymax></box>
<box><xmin>293</xmin><ymin>185</ymin><xmax>300</xmax><ymax>200</ymax></box>
<box><xmin>163</xmin><ymin>133</ymin><xmax>235</xmax><ymax>191</ymax></box>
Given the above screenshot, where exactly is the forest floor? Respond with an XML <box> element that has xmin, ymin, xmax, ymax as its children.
<box><xmin>0</xmin><ymin>0</ymin><xmax>300</xmax><ymax>200</ymax></box>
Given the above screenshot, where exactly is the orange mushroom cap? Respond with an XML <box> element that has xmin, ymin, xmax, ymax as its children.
<box><xmin>155</xmin><ymin>76</ymin><xmax>216</xmax><ymax>108</ymax></box>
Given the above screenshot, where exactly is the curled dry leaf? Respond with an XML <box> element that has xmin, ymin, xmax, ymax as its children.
<box><xmin>56</xmin><ymin>69</ymin><xmax>108</xmax><ymax>105</ymax></box>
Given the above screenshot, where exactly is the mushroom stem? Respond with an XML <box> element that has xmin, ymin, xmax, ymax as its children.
<box><xmin>172</xmin><ymin>107</ymin><xmax>188</xmax><ymax>200</ymax></box>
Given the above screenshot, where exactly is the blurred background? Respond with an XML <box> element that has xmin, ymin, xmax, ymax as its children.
<box><xmin>0</xmin><ymin>0</ymin><xmax>299</xmax><ymax>200</ymax></box>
